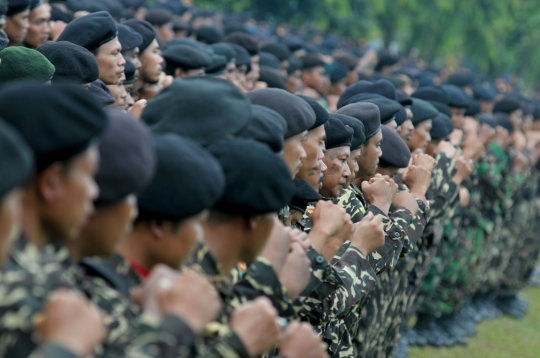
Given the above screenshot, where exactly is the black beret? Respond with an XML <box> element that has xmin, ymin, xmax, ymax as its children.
<box><xmin>360</xmin><ymin>97</ymin><xmax>401</xmax><ymax>125</ymax></box>
<box><xmin>334</xmin><ymin>53</ymin><xmax>358</xmax><ymax>71</ymax></box>
<box><xmin>331</xmin><ymin>113</ymin><xmax>366</xmax><ymax>150</ymax></box>
<box><xmin>49</xmin><ymin>5</ymin><xmax>71</xmax><ymax>23</ymax></box>
<box><xmin>209</xmin><ymin>138</ymin><xmax>295</xmax><ymax>216</ymax></box>
<box><xmin>172</xmin><ymin>19</ymin><xmax>192</xmax><ymax>35</ymax></box>
<box><xmin>0</xmin><ymin>0</ymin><xmax>7</xmax><ymax>16</ymax></box>
<box><xmin>287</xmin><ymin>56</ymin><xmax>303</xmax><ymax>74</ymax></box>
<box><xmin>325</xmin><ymin>116</ymin><xmax>353</xmax><ymax>149</ymax></box>
<box><xmin>441</xmin><ymin>84</ymin><xmax>470</xmax><ymax>109</ymax></box>
<box><xmin>123</xmin><ymin>19</ymin><xmax>156</xmax><ymax>53</ymax></box>
<box><xmin>210</xmin><ymin>43</ymin><xmax>236</xmax><ymax>63</ymax></box>
<box><xmin>336</xmin><ymin>102</ymin><xmax>381</xmax><ymax>140</ymax></box>
<box><xmin>282</xmin><ymin>36</ymin><xmax>305</xmax><ymax>52</ymax></box>
<box><xmin>493</xmin><ymin>97</ymin><xmax>522</xmax><ymax>115</ymax></box>
<box><xmin>339</xmin><ymin>79</ymin><xmax>397</xmax><ymax>109</ymax></box>
<box><xmin>143</xmin><ymin>77</ymin><xmax>252</xmax><ymax>146</ymax></box>
<box><xmin>289</xmin><ymin>179</ymin><xmax>321</xmax><ymax>213</ymax></box>
<box><xmin>89</xmin><ymin>79</ymin><xmax>115</xmax><ymax>106</ymax></box>
<box><xmin>57</xmin><ymin>11</ymin><xmax>118</xmax><ymax>52</ymax></box>
<box><xmin>337</xmin><ymin>92</ymin><xmax>385</xmax><ymax>109</ymax></box>
<box><xmin>379</xmin><ymin>126</ymin><xmax>410</xmax><ymax>168</ymax></box>
<box><xmin>472</xmin><ymin>83</ymin><xmax>497</xmax><ymax>101</ymax></box>
<box><xmin>0</xmin><ymin>47</ymin><xmax>55</xmax><ymax>84</ymax></box>
<box><xmin>478</xmin><ymin>114</ymin><xmax>497</xmax><ymax>129</ymax></box>
<box><xmin>533</xmin><ymin>106</ymin><xmax>540</xmax><ymax>121</ymax></box>
<box><xmin>440</xmin><ymin>111</ymin><xmax>454</xmax><ymax>132</ymax></box>
<box><xmin>246</xmin><ymin>88</ymin><xmax>316</xmax><ymax>138</ymax></box>
<box><xmin>137</xmin><ymin>133</ymin><xmax>224</xmax><ymax>221</ymax></box>
<box><xmin>123</xmin><ymin>57</ymin><xmax>135</xmax><ymax>84</ymax></box>
<box><xmin>205</xmin><ymin>54</ymin><xmax>227</xmax><ymax>75</ymax></box>
<box><xmin>261</xmin><ymin>43</ymin><xmax>291</xmax><ymax>62</ymax></box>
<box><xmin>374</xmin><ymin>54</ymin><xmax>399</xmax><ymax>72</ymax></box>
<box><xmin>37</xmin><ymin>41</ymin><xmax>99</xmax><ymax>84</ymax></box>
<box><xmin>29</xmin><ymin>0</ymin><xmax>41</xmax><ymax>10</ymax></box>
<box><xmin>259</xmin><ymin>52</ymin><xmax>281</xmax><ymax>69</ymax></box>
<box><xmin>95</xmin><ymin>110</ymin><xmax>156</xmax><ymax>204</ymax></box>
<box><xmin>410</xmin><ymin>98</ymin><xmax>439</xmax><ymax>125</ymax></box>
<box><xmin>239</xmin><ymin>104</ymin><xmax>286</xmax><ymax>154</ymax></box>
<box><xmin>330</xmin><ymin>61</ymin><xmax>349</xmax><ymax>84</ymax></box>
<box><xmin>0</xmin><ymin>118</ymin><xmax>34</xmax><ymax>199</ymax></box>
<box><xmin>297</xmin><ymin>95</ymin><xmax>329</xmax><ymax>130</ymax></box>
<box><xmin>396</xmin><ymin>90</ymin><xmax>412</xmax><ymax>106</ymax></box>
<box><xmin>163</xmin><ymin>44</ymin><xmax>212</xmax><ymax>71</ymax></box>
<box><xmin>144</xmin><ymin>8</ymin><xmax>172</xmax><ymax>27</ymax></box>
<box><xmin>195</xmin><ymin>26</ymin><xmax>223</xmax><ymax>44</ymax></box>
<box><xmin>412</xmin><ymin>86</ymin><xmax>449</xmax><ymax>104</ymax></box>
<box><xmin>447</xmin><ymin>73</ymin><xmax>475</xmax><ymax>88</ymax></box>
<box><xmin>227</xmin><ymin>42</ymin><xmax>251</xmax><ymax>70</ymax></box>
<box><xmin>494</xmin><ymin>112</ymin><xmax>514</xmax><ymax>133</ymax></box>
<box><xmin>6</xmin><ymin>0</ymin><xmax>30</xmax><ymax>16</ymax></box>
<box><xmin>300</xmin><ymin>53</ymin><xmax>325</xmax><ymax>70</ymax></box>
<box><xmin>117</xmin><ymin>24</ymin><xmax>142</xmax><ymax>52</ymax></box>
<box><xmin>0</xmin><ymin>82</ymin><xmax>107</xmax><ymax>171</ymax></box>
<box><xmin>164</xmin><ymin>38</ymin><xmax>214</xmax><ymax>56</ymax></box>
<box><xmin>427</xmin><ymin>100</ymin><xmax>453</xmax><ymax>118</ymax></box>
<box><xmin>258</xmin><ymin>66</ymin><xmax>287</xmax><ymax>90</ymax></box>
<box><xmin>94</xmin><ymin>0</ymin><xmax>125</xmax><ymax>21</ymax></box>
<box><xmin>223</xmin><ymin>23</ymin><xmax>247</xmax><ymax>36</ymax></box>
<box><xmin>0</xmin><ymin>31</ymin><xmax>7</xmax><ymax>52</ymax></box>
<box><xmin>430</xmin><ymin>114</ymin><xmax>451</xmax><ymax>140</ymax></box>
<box><xmin>465</xmin><ymin>100</ymin><xmax>481</xmax><ymax>117</ymax></box>
<box><xmin>223</xmin><ymin>32</ymin><xmax>259</xmax><ymax>56</ymax></box>
<box><xmin>395</xmin><ymin>106</ymin><xmax>407</xmax><ymax>126</ymax></box>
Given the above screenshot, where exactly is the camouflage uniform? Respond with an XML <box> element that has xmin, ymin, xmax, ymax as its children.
<box><xmin>1</xmin><ymin>235</ymin><xmax>205</xmax><ymax>358</ymax></box>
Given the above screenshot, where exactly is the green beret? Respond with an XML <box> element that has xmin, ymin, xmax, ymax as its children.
<box><xmin>379</xmin><ymin>126</ymin><xmax>411</xmax><ymax>169</ymax></box>
<box><xmin>137</xmin><ymin>133</ymin><xmax>224</xmax><ymax>221</ymax></box>
<box><xmin>0</xmin><ymin>47</ymin><xmax>55</xmax><ymax>84</ymax></box>
<box><xmin>0</xmin><ymin>82</ymin><xmax>108</xmax><ymax>171</ymax></box>
<box><xmin>0</xmin><ymin>118</ymin><xmax>34</xmax><ymax>199</ymax></box>
<box><xmin>142</xmin><ymin>77</ymin><xmax>252</xmax><ymax>146</ymax></box>
<box><xmin>209</xmin><ymin>139</ymin><xmax>295</xmax><ymax>216</ymax></box>
<box><xmin>331</xmin><ymin>113</ymin><xmax>366</xmax><ymax>150</ymax></box>
<box><xmin>410</xmin><ymin>98</ymin><xmax>439</xmax><ymax>125</ymax></box>
<box><xmin>336</xmin><ymin>102</ymin><xmax>381</xmax><ymax>140</ymax></box>
<box><xmin>245</xmin><ymin>88</ymin><xmax>316</xmax><ymax>138</ymax></box>
<box><xmin>56</xmin><ymin>11</ymin><xmax>118</xmax><ymax>52</ymax></box>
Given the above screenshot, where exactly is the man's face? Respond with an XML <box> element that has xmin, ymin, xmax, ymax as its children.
<box><xmin>385</xmin><ymin>120</ymin><xmax>398</xmax><ymax>131</ymax></box>
<box><xmin>450</xmin><ymin>107</ymin><xmax>466</xmax><ymax>129</ymax></box>
<box><xmin>479</xmin><ymin>99</ymin><xmax>493</xmax><ymax>114</ymax></box>
<box><xmin>510</xmin><ymin>109</ymin><xmax>523</xmax><ymax>129</ymax></box>
<box><xmin>24</xmin><ymin>4</ymin><xmax>50</xmax><ymax>48</ymax></box>
<box><xmin>107</xmin><ymin>81</ymin><xmax>127</xmax><ymax>109</ymax></box>
<box><xmin>302</xmin><ymin>66</ymin><xmax>330</xmax><ymax>96</ymax></box>
<box><xmin>123</xmin><ymin>48</ymin><xmax>142</xmax><ymax>71</ymax></box>
<box><xmin>287</xmin><ymin>70</ymin><xmax>302</xmax><ymax>94</ymax></box>
<box><xmin>157</xmin><ymin>23</ymin><xmax>174</xmax><ymax>43</ymax></box>
<box><xmin>124</xmin><ymin>83</ymin><xmax>135</xmax><ymax>109</ymax></box>
<box><xmin>5</xmin><ymin>10</ymin><xmax>30</xmax><ymax>45</ymax></box>
<box><xmin>320</xmin><ymin>146</ymin><xmax>351</xmax><ymax>198</ymax></box>
<box><xmin>95</xmin><ymin>37</ymin><xmax>126</xmax><ymax>85</ymax></box>
<box><xmin>408</xmin><ymin>120</ymin><xmax>433</xmax><ymax>153</ymax></box>
<box><xmin>0</xmin><ymin>189</ymin><xmax>23</xmax><ymax>267</ymax></box>
<box><xmin>41</xmin><ymin>146</ymin><xmax>100</xmax><ymax>241</ymax></box>
<box><xmin>398</xmin><ymin>118</ymin><xmax>414</xmax><ymax>143</ymax></box>
<box><xmin>282</xmin><ymin>131</ymin><xmax>308</xmax><ymax>178</ymax></box>
<box><xmin>297</xmin><ymin>125</ymin><xmax>326</xmax><ymax>180</ymax></box>
<box><xmin>246</xmin><ymin>55</ymin><xmax>260</xmax><ymax>83</ymax></box>
<box><xmin>225</xmin><ymin>62</ymin><xmax>236</xmax><ymax>83</ymax></box>
<box><xmin>175</xmin><ymin>67</ymin><xmax>205</xmax><ymax>78</ymax></box>
<box><xmin>357</xmin><ymin>130</ymin><xmax>382</xmax><ymax>177</ymax></box>
<box><xmin>426</xmin><ymin>138</ymin><xmax>443</xmax><ymax>157</ymax></box>
<box><xmin>139</xmin><ymin>40</ymin><xmax>163</xmax><ymax>84</ymax></box>
<box><xmin>345</xmin><ymin>148</ymin><xmax>361</xmax><ymax>188</ymax></box>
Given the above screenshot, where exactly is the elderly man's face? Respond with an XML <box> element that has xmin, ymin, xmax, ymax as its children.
<box><xmin>320</xmin><ymin>146</ymin><xmax>351</xmax><ymax>198</ymax></box>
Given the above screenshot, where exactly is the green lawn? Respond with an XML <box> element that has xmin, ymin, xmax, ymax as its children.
<box><xmin>410</xmin><ymin>287</ymin><xmax>540</xmax><ymax>358</ymax></box>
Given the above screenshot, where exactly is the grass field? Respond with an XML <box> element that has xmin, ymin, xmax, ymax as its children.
<box><xmin>410</xmin><ymin>287</ymin><xmax>540</xmax><ymax>358</ymax></box>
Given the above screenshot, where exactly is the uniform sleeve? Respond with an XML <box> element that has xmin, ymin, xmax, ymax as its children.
<box><xmin>29</xmin><ymin>342</ymin><xmax>79</xmax><ymax>358</ymax></box>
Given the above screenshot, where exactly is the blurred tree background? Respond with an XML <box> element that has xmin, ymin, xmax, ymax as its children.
<box><xmin>195</xmin><ymin>0</ymin><xmax>540</xmax><ymax>86</ymax></box>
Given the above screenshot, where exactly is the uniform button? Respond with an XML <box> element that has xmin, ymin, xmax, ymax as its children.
<box><xmin>316</xmin><ymin>256</ymin><xmax>325</xmax><ymax>264</ymax></box>
<box><xmin>394</xmin><ymin>232</ymin><xmax>402</xmax><ymax>238</ymax></box>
